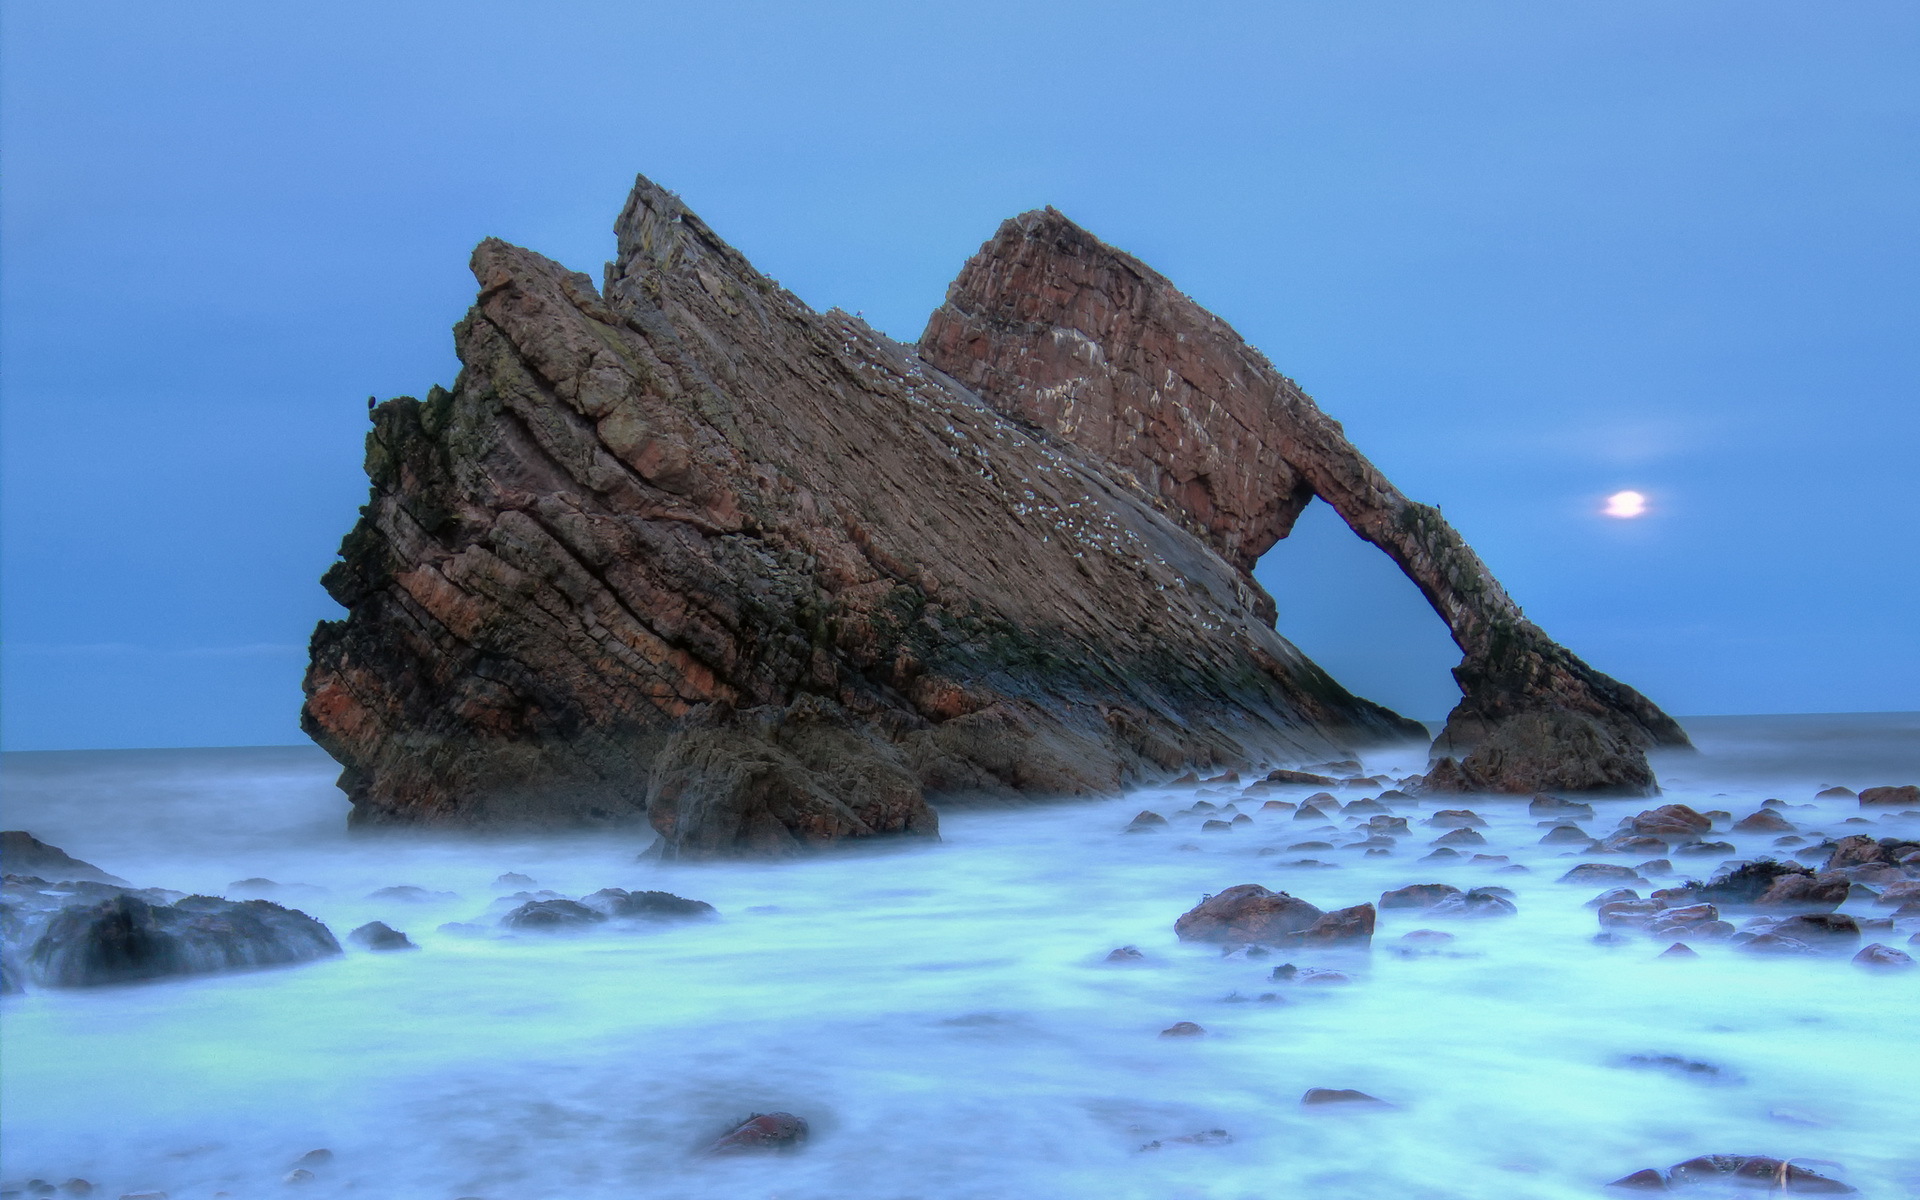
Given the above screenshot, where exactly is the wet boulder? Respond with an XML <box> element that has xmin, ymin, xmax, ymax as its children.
<box><xmin>1825</xmin><ymin>834</ymin><xmax>1920</xmax><ymax>870</ymax></box>
<box><xmin>583</xmin><ymin>889</ymin><xmax>717</xmax><ymax>921</ymax></box>
<box><xmin>1530</xmin><ymin>794</ymin><xmax>1595</xmax><ymax>820</ymax></box>
<box><xmin>703</xmin><ymin>1111</ymin><xmax>809</xmax><ymax>1156</ymax></box>
<box><xmin>1756</xmin><ymin>913</ymin><xmax>1861</xmax><ymax>949</ymax></box>
<box><xmin>1301</xmin><ymin>1088</ymin><xmax>1387</xmax><ymax>1106</ymax></box>
<box><xmin>493</xmin><ymin>872</ymin><xmax>537</xmax><ymax>888</ymax></box>
<box><xmin>1732</xmin><ymin>809</ymin><xmax>1795</xmax><ymax>834</ymax></box>
<box><xmin>1159</xmin><ymin>1021</ymin><xmax>1206</xmax><ymax>1037</ymax></box>
<box><xmin>1431</xmin><ymin>828</ymin><xmax>1487</xmax><ymax>847</ymax></box>
<box><xmin>1858</xmin><ymin>784</ymin><xmax>1919</xmax><ymax>807</ymax></box>
<box><xmin>499</xmin><ymin>899</ymin><xmax>607</xmax><ymax>931</ymax></box>
<box><xmin>348</xmin><ymin>921</ymin><xmax>417</xmax><ymax>951</ymax></box>
<box><xmin>1379</xmin><ymin>883</ymin><xmax>1462</xmax><ymax>910</ymax></box>
<box><xmin>1425</xmin><ymin>810</ymin><xmax>1486</xmax><ymax>828</ymax></box>
<box><xmin>1686</xmin><ymin>859</ymin><xmax>1811</xmax><ymax>906</ymax></box>
<box><xmin>1279</xmin><ymin>903</ymin><xmax>1375</xmax><ymax>947</ymax></box>
<box><xmin>1625</xmin><ymin>804</ymin><xmax>1713</xmax><ymax>838</ymax></box>
<box><xmin>25</xmin><ymin>894</ymin><xmax>340</xmax><ymax>987</ymax></box>
<box><xmin>1668</xmin><ymin>1154</ymin><xmax>1854</xmax><ymax>1192</ymax></box>
<box><xmin>1265</xmin><ymin>770</ymin><xmax>1341</xmax><ymax>787</ymax></box>
<box><xmin>1673</xmin><ymin>840</ymin><xmax>1736</xmax><ymax>858</ymax></box>
<box><xmin>1594</xmin><ymin>832</ymin><xmax>1672</xmax><ymax>856</ymax></box>
<box><xmin>366</xmin><ymin>885</ymin><xmax>459</xmax><ymax>904</ymax></box>
<box><xmin>1559</xmin><ymin>863</ymin><xmax>1646</xmax><ymax>886</ymax></box>
<box><xmin>1125</xmin><ymin>811</ymin><xmax>1169</xmax><ymax>832</ymax></box>
<box><xmin>1174</xmin><ymin>885</ymin><xmax>1325</xmax><ymax>944</ymax></box>
<box><xmin>0</xmin><ymin>833</ymin><xmax>127</xmax><ymax>886</ymax></box>
<box><xmin>1426</xmin><ymin>888</ymin><xmax>1517</xmax><ymax>918</ymax></box>
<box><xmin>1852</xmin><ymin>943</ymin><xmax>1915</xmax><ymax>970</ymax></box>
<box><xmin>1540</xmin><ymin>824</ymin><xmax>1594</xmax><ymax>844</ymax></box>
<box><xmin>1756</xmin><ymin>872</ymin><xmax>1851</xmax><ymax>910</ymax></box>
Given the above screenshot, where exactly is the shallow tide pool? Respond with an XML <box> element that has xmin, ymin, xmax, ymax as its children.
<box><xmin>3</xmin><ymin>713</ymin><xmax>1917</xmax><ymax>1199</ymax></box>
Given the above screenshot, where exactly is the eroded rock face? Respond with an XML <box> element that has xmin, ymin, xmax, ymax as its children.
<box><xmin>919</xmin><ymin>208</ymin><xmax>1688</xmax><ymax>793</ymax></box>
<box><xmin>305</xmin><ymin>173</ymin><xmax>1685</xmax><ymax>852</ymax></box>
<box><xmin>302</xmin><ymin>176</ymin><xmax>1423</xmax><ymax>851</ymax></box>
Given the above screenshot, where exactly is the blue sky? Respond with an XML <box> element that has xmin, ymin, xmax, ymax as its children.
<box><xmin>2</xmin><ymin>0</ymin><xmax>1915</xmax><ymax>749</ymax></box>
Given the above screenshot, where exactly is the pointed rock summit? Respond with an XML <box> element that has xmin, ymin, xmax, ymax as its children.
<box><xmin>303</xmin><ymin>174</ymin><xmax>1684</xmax><ymax>856</ymax></box>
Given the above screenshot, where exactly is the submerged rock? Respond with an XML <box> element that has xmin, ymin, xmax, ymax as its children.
<box><xmin>1301</xmin><ymin>1088</ymin><xmax>1387</xmax><ymax>1106</ymax></box>
<box><xmin>703</xmin><ymin>1112</ymin><xmax>809</xmax><ymax>1156</ymax></box>
<box><xmin>25</xmin><ymin>894</ymin><xmax>340</xmax><ymax>987</ymax></box>
<box><xmin>1852</xmin><ymin>943</ymin><xmax>1915</xmax><ymax>969</ymax></box>
<box><xmin>582</xmin><ymin>888</ymin><xmax>717</xmax><ymax>920</ymax></box>
<box><xmin>1159</xmin><ymin>1021</ymin><xmax>1206</xmax><ymax>1038</ymax></box>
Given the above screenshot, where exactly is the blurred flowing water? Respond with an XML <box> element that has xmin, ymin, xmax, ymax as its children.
<box><xmin>2</xmin><ymin>713</ymin><xmax>1916</xmax><ymax>1199</ymax></box>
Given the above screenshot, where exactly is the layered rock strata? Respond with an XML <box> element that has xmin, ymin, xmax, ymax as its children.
<box><xmin>918</xmin><ymin>209</ymin><xmax>1688</xmax><ymax>793</ymax></box>
<box><xmin>304</xmin><ymin>173</ymin><xmax>1685</xmax><ymax>855</ymax></box>
<box><xmin>303</xmin><ymin>176</ymin><xmax>1422</xmax><ymax>855</ymax></box>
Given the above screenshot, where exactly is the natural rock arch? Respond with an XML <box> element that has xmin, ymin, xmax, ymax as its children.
<box><xmin>918</xmin><ymin>207</ymin><xmax>1689</xmax><ymax>793</ymax></box>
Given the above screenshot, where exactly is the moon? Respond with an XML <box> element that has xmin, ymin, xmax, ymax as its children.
<box><xmin>1603</xmin><ymin>490</ymin><xmax>1648</xmax><ymax>519</ymax></box>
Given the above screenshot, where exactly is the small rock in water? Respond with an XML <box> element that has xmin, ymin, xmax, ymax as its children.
<box><xmin>1732</xmin><ymin>809</ymin><xmax>1796</xmax><ymax>833</ymax></box>
<box><xmin>1301</xmin><ymin>1087</ymin><xmax>1387</xmax><ymax>1106</ymax></box>
<box><xmin>499</xmin><ymin>899</ymin><xmax>606</xmax><ymax>931</ymax></box>
<box><xmin>1540</xmin><ymin>824</ymin><xmax>1593</xmax><ymax>844</ymax></box>
<box><xmin>1814</xmin><ymin>786</ymin><xmax>1856</xmax><ymax>800</ymax></box>
<box><xmin>1105</xmin><ymin>946</ymin><xmax>1145</xmax><ymax>962</ymax></box>
<box><xmin>365</xmin><ymin>885</ymin><xmax>457</xmax><ymax>904</ymax></box>
<box><xmin>1138</xmin><ymin>1129</ymin><xmax>1232</xmax><ymax>1151</ymax></box>
<box><xmin>1259</xmin><ymin>800</ymin><xmax>1296</xmax><ymax>813</ymax></box>
<box><xmin>1635</xmin><ymin>859</ymin><xmax>1674</xmax><ymax>877</ymax></box>
<box><xmin>1431</xmin><ymin>828</ymin><xmax>1487</xmax><ymax>847</ymax></box>
<box><xmin>1852</xmin><ymin>942</ymin><xmax>1915</xmax><ymax>970</ymax></box>
<box><xmin>1658</xmin><ymin>942</ymin><xmax>1698</xmax><ymax>959</ymax></box>
<box><xmin>1607</xmin><ymin>1168</ymin><xmax>1669</xmax><ymax>1190</ymax></box>
<box><xmin>348</xmin><ymin>921</ymin><xmax>417</xmax><ymax>951</ymax></box>
<box><xmin>290</xmin><ymin>1150</ymin><xmax>332</xmax><ymax>1168</ymax></box>
<box><xmin>1560</xmin><ymin>863</ymin><xmax>1645</xmax><ymax>885</ymax></box>
<box><xmin>1125</xmin><ymin>811</ymin><xmax>1168</xmax><ymax>832</ymax></box>
<box><xmin>1673</xmin><ymin>840</ymin><xmax>1736</xmax><ymax>857</ymax></box>
<box><xmin>1859</xmin><ymin>784</ymin><xmax>1920</xmax><ymax>807</ymax></box>
<box><xmin>1426</xmin><ymin>809</ymin><xmax>1486</xmax><ymax>828</ymax></box>
<box><xmin>1530</xmin><ymin>794</ymin><xmax>1595</xmax><ymax>819</ymax></box>
<box><xmin>1616</xmin><ymin>1053</ymin><xmax>1732</xmax><ymax>1081</ymax></box>
<box><xmin>1159</xmin><ymin>1021</ymin><xmax>1205</xmax><ymax>1038</ymax></box>
<box><xmin>58</xmin><ymin>1184</ymin><xmax>92</xmax><ymax>1198</ymax></box>
<box><xmin>492</xmin><ymin>872</ymin><xmax>537</xmax><ymax>888</ymax></box>
<box><xmin>1668</xmin><ymin>1155</ymin><xmax>1854</xmax><ymax>1193</ymax></box>
<box><xmin>281</xmin><ymin>1170</ymin><xmax>313</xmax><ymax>1186</ymax></box>
<box><xmin>703</xmin><ymin>1111</ymin><xmax>809</xmax><ymax>1156</ymax></box>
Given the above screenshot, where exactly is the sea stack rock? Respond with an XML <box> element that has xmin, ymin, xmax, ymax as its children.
<box><xmin>918</xmin><ymin>208</ymin><xmax>1687</xmax><ymax>795</ymax></box>
<box><xmin>303</xmin><ymin>173</ymin><xmax>1681</xmax><ymax>855</ymax></box>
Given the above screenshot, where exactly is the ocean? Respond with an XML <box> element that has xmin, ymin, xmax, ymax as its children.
<box><xmin>2</xmin><ymin>712</ymin><xmax>1916</xmax><ymax>1199</ymax></box>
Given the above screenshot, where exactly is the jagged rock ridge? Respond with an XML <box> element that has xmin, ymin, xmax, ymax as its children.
<box><xmin>919</xmin><ymin>209</ymin><xmax>1689</xmax><ymax>794</ymax></box>
<box><xmin>302</xmin><ymin>174</ymin><xmax>1683</xmax><ymax>857</ymax></box>
<box><xmin>303</xmin><ymin>175</ymin><xmax>1425</xmax><ymax>856</ymax></box>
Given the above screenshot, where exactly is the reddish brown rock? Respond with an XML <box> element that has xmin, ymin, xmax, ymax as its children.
<box><xmin>302</xmin><ymin>177</ymin><xmax>1434</xmax><ymax>849</ymax></box>
<box><xmin>1607</xmin><ymin>1168</ymin><xmax>1669</xmax><ymax>1190</ymax></box>
<box><xmin>703</xmin><ymin>1112</ymin><xmax>808</xmax><ymax>1156</ymax></box>
<box><xmin>1173</xmin><ymin>884</ymin><xmax>1325</xmax><ymax>944</ymax></box>
<box><xmin>1278</xmin><ymin>903</ymin><xmax>1376</xmax><ymax>947</ymax></box>
<box><xmin>1626</xmin><ymin>804</ymin><xmax>1712</xmax><ymax>838</ymax></box>
<box><xmin>1301</xmin><ymin>1088</ymin><xmax>1386</xmax><ymax>1106</ymax></box>
<box><xmin>1859</xmin><ymin>784</ymin><xmax>1920</xmax><ymax>807</ymax></box>
<box><xmin>919</xmin><ymin>207</ymin><xmax>1686</xmax><ymax>795</ymax></box>
<box><xmin>1732</xmin><ymin>809</ymin><xmax>1795</xmax><ymax>834</ymax></box>
<box><xmin>1380</xmin><ymin>883</ymin><xmax>1462</xmax><ymax>910</ymax></box>
<box><xmin>1658</xmin><ymin>942</ymin><xmax>1699</xmax><ymax>959</ymax></box>
<box><xmin>1851</xmin><ymin>942</ymin><xmax>1915</xmax><ymax>970</ymax></box>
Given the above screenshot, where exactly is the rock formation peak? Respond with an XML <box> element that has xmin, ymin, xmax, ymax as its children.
<box><xmin>303</xmin><ymin>171</ymin><xmax>1685</xmax><ymax>857</ymax></box>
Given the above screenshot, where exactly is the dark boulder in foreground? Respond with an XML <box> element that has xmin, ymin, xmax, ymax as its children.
<box><xmin>703</xmin><ymin>1112</ymin><xmax>809</xmax><ymax>1156</ymax></box>
<box><xmin>300</xmin><ymin>173</ymin><xmax>1682</xmax><ymax>856</ymax></box>
<box><xmin>25</xmin><ymin>894</ymin><xmax>340</xmax><ymax>988</ymax></box>
<box><xmin>1</xmin><ymin>832</ymin><xmax>127</xmax><ymax>886</ymax></box>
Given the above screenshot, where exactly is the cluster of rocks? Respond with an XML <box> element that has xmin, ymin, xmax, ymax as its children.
<box><xmin>1581</xmin><ymin>855</ymin><xmax>1916</xmax><ymax>966</ymax></box>
<box><xmin>1</xmin><ymin>831</ymin><xmax>722</xmax><ymax>993</ymax></box>
<box><xmin>1610</xmin><ymin>1154</ymin><xmax>1855</xmax><ymax>1192</ymax></box>
<box><xmin>2</xmin><ymin>833</ymin><xmax>341</xmax><ymax>994</ymax></box>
